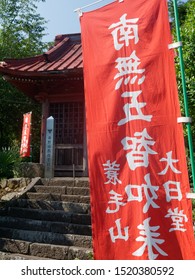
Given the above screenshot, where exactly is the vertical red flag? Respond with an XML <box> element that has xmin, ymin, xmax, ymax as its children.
<box><xmin>20</xmin><ymin>112</ymin><xmax>32</xmax><ymax>157</ymax></box>
<box><xmin>80</xmin><ymin>0</ymin><xmax>195</xmax><ymax>259</ymax></box>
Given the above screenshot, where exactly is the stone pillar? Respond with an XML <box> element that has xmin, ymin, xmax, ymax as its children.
<box><xmin>44</xmin><ymin>116</ymin><xmax>55</xmax><ymax>178</ymax></box>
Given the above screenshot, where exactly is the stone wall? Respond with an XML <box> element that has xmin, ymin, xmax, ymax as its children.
<box><xmin>0</xmin><ymin>178</ymin><xmax>31</xmax><ymax>201</ymax></box>
<box><xmin>17</xmin><ymin>163</ymin><xmax>44</xmax><ymax>178</ymax></box>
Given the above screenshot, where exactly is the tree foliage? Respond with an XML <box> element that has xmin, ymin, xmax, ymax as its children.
<box><xmin>170</xmin><ymin>0</ymin><xmax>195</xmax><ymax>144</ymax></box>
<box><xmin>0</xmin><ymin>0</ymin><xmax>49</xmax><ymax>161</ymax></box>
<box><xmin>0</xmin><ymin>0</ymin><xmax>47</xmax><ymax>58</ymax></box>
<box><xmin>178</xmin><ymin>0</ymin><xmax>195</xmax><ymax>136</ymax></box>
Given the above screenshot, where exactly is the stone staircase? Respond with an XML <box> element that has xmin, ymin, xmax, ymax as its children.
<box><xmin>0</xmin><ymin>177</ymin><xmax>93</xmax><ymax>260</ymax></box>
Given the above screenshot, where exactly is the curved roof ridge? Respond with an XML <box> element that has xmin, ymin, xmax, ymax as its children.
<box><xmin>0</xmin><ymin>33</ymin><xmax>83</xmax><ymax>75</ymax></box>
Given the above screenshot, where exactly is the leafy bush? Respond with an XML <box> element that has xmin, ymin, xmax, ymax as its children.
<box><xmin>0</xmin><ymin>147</ymin><xmax>21</xmax><ymax>179</ymax></box>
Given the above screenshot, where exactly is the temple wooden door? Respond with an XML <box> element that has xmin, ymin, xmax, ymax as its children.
<box><xmin>49</xmin><ymin>102</ymin><xmax>87</xmax><ymax>176</ymax></box>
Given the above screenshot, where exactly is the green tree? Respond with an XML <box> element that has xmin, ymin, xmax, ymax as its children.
<box><xmin>0</xmin><ymin>0</ymin><xmax>49</xmax><ymax>161</ymax></box>
<box><xmin>0</xmin><ymin>0</ymin><xmax>47</xmax><ymax>58</ymax></box>
<box><xmin>169</xmin><ymin>0</ymin><xmax>195</xmax><ymax>144</ymax></box>
<box><xmin>168</xmin><ymin>0</ymin><xmax>188</xmax><ymax>26</ymax></box>
<box><xmin>168</xmin><ymin>0</ymin><xmax>195</xmax><ymax>186</ymax></box>
<box><xmin>178</xmin><ymin>0</ymin><xmax>195</xmax><ymax>139</ymax></box>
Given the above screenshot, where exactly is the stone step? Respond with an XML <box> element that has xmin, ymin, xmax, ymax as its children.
<box><xmin>0</xmin><ymin>251</ymin><xmax>50</xmax><ymax>260</ymax></box>
<box><xmin>0</xmin><ymin>177</ymin><xmax>93</xmax><ymax>259</ymax></box>
<box><xmin>25</xmin><ymin>192</ymin><xmax>90</xmax><ymax>204</ymax></box>
<box><xmin>0</xmin><ymin>227</ymin><xmax>92</xmax><ymax>248</ymax></box>
<box><xmin>0</xmin><ymin>238</ymin><xmax>93</xmax><ymax>260</ymax></box>
<box><xmin>33</xmin><ymin>185</ymin><xmax>67</xmax><ymax>194</ymax></box>
<box><xmin>0</xmin><ymin>207</ymin><xmax>91</xmax><ymax>225</ymax></box>
<box><xmin>66</xmin><ymin>187</ymin><xmax>90</xmax><ymax>196</ymax></box>
<box><xmin>10</xmin><ymin>199</ymin><xmax>90</xmax><ymax>214</ymax></box>
<box><xmin>0</xmin><ymin>216</ymin><xmax>92</xmax><ymax>236</ymax></box>
<box><xmin>33</xmin><ymin>185</ymin><xmax>90</xmax><ymax>196</ymax></box>
<box><xmin>41</xmin><ymin>178</ymin><xmax>89</xmax><ymax>188</ymax></box>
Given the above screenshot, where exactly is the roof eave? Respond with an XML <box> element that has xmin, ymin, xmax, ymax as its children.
<box><xmin>0</xmin><ymin>67</ymin><xmax>83</xmax><ymax>79</ymax></box>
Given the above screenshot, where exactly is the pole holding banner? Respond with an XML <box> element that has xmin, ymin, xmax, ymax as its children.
<box><xmin>173</xmin><ymin>0</ymin><xmax>195</xmax><ymax>192</ymax></box>
<box><xmin>44</xmin><ymin>116</ymin><xmax>55</xmax><ymax>178</ymax></box>
<box><xmin>74</xmin><ymin>0</ymin><xmax>123</xmax><ymax>16</ymax></box>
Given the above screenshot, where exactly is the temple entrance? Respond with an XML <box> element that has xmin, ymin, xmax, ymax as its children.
<box><xmin>0</xmin><ymin>33</ymin><xmax>87</xmax><ymax>177</ymax></box>
<box><xmin>50</xmin><ymin>102</ymin><xmax>86</xmax><ymax>177</ymax></box>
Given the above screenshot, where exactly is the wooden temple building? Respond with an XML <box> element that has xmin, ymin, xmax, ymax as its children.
<box><xmin>0</xmin><ymin>33</ymin><xmax>88</xmax><ymax>177</ymax></box>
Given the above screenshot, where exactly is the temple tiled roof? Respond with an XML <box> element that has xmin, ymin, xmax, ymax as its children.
<box><xmin>0</xmin><ymin>34</ymin><xmax>84</xmax><ymax>100</ymax></box>
<box><xmin>0</xmin><ymin>33</ymin><xmax>83</xmax><ymax>77</ymax></box>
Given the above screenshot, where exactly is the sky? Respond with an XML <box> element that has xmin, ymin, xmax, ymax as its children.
<box><xmin>37</xmin><ymin>0</ymin><xmax>114</xmax><ymax>42</ymax></box>
<box><xmin>37</xmin><ymin>0</ymin><xmax>188</xmax><ymax>42</ymax></box>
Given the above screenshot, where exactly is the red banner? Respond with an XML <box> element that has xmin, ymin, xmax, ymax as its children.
<box><xmin>81</xmin><ymin>0</ymin><xmax>195</xmax><ymax>259</ymax></box>
<box><xmin>20</xmin><ymin>112</ymin><xmax>32</xmax><ymax>157</ymax></box>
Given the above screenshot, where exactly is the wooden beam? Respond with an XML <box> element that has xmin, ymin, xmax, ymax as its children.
<box><xmin>40</xmin><ymin>99</ymin><xmax>49</xmax><ymax>164</ymax></box>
